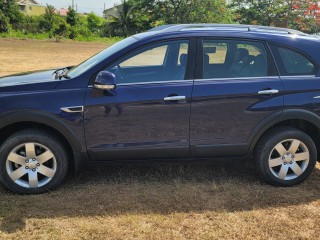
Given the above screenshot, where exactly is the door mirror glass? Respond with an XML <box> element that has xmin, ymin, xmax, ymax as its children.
<box><xmin>94</xmin><ymin>71</ymin><xmax>117</xmax><ymax>90</ymax></box>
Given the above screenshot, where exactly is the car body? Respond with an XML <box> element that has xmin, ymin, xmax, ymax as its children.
<box><xmin>1</xmin><ymin>24</ymin><xmax>320</xmax><ymax>194</ymax></box>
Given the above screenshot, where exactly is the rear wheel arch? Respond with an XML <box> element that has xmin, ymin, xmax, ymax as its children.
<box><xmin>249</xmin><ymin>109</ymin><xmax>320</xmax><ymax>157</ymax></box>
<box><xmin>254</xmin><ymin>126</ymin><xmax>317</xmax><ymax>186</ymax></box>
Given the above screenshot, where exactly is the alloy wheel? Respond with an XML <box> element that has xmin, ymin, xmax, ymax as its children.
<box><xmin>6</xmin><ymin>142</ymin><xmax>57</xmax><ymax>188</ymax></box>
<box><xmin>268</xmin><ymin>139</ymin><xmax>309</xmax><ymax>181</ymax></box>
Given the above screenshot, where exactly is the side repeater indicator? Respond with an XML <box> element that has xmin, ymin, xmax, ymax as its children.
<box><xmin>60</xmin><ymin>106</ymin><xmax>84</xmax><ymax>113</ymax></box>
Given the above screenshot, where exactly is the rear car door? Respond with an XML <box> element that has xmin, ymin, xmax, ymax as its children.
<box><xmin>84</xmin><ymin>39</ymin><xmax>195</xmax><ymax>161</ymax></box>
<box><xmin>268</xmin><ymin>44</ymin><xmax>320</xmax><ymax>112</ymax></box>
<box><xmin>190</xmin><ymin>38</ymin><xmax>284</xmax><ymax>157</ymax></box>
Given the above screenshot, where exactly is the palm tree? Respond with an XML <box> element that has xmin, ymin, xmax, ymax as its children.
<box><xmin>107</xmin><ymin>0</ymin><xmax>136</xmax><ymax>37</ymax></box>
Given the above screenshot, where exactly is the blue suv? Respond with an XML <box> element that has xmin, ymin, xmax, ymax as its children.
<box><xmin>1</xmin><ymin>24</ymin><xmax>320</xmax><ymax>194</ymax></box>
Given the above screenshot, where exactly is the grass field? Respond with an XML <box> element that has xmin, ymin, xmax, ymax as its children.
<box><xmin>0</xmin><ymin>38</ymin><xmax>107</xmax><ymax>77</ymax></box>
<box><xmin>0</xmin><ymin>38</ymin><xmax>320</xmax><ymax>240</ymax></box>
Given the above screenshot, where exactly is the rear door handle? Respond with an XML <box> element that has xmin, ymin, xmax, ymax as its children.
<box><xmin>258</xmin><ymin>89</ymin><xmax>279</xmax><ymax>95</ymax></box>
<box><xmin>164</xmin><ymin>96</ymin><xmax>186</xmax><ymax>101</ymax></box>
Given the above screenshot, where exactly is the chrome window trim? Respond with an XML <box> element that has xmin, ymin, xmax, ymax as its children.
<box><xmin>87</xmin><ymin>75</ymin><xmax>318</xmax><ymax>88</ymax></box>
<box><xmin>87</xmin><ymin>80</ymin><xmax>193</xmax><ymax>88</ymax></box>
<box><xmin>279</xmin><ymin>75</ymin><xmax>317</xmax><ymax>78</ymax></box>
<box><xmin>195</xmin><ymin>76</ymin><xmax>280</xmax><ymax>82</ymax></box>
<box><xmin>118</xmin><ymin>80</ymin><xmax>194</xmax><ymax>86</ymax></box>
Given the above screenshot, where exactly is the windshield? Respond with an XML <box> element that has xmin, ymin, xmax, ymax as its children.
<box><xmin>67</xmin><ymin>37</ymin><xmax>137</xmax><ymax>78</ymax></box>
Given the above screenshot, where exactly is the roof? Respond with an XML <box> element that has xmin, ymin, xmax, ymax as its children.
<box><xmin>58</xmin><ymin>8</ymin><xmax>69</xmax><ymax>17</ymax></box>
<box><xmin>129</xmin><ymin>24</ymin><xmax>320</xmax><ymax>48</ymax></box>
<box><xmin>149</xmin><ymin>24</ymin><xmax>308</xmax><ymax>36</ymax></box>
<box><xmin>16</xmin><ymin>0</ymin><xmax>40</xmax><ymax>5</ymax></box>
<box><xmin>104</xmin><ymin>4</ymin><xmax>121</xmax><ymax>13</ymax></box>
<box><xmin>103</xmin><ymin>4</ymin><xmax>122</xmax><ymax>18</ymax></box>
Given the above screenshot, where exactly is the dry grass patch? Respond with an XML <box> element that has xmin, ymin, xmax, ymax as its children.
<box><xmin>0</xmin><ymin>38</ymin><xmax>320</xmax><ymax>239</ymax></box>
<box><xmin>0</xmin><ymin>38</ymin><xmax>107</xmax><ymax>77</ymax></box>
<box><xmin>0</xmin><ymin>163</ymin><xmax>320</xmax><ymax>239</ymax></box>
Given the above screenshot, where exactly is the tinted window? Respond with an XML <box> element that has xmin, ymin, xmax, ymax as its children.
<box><xmin>202</xmin><ymin>40</ymin><xmax>269</xmax><ymax>79</ymax></box>
<box><xmin>67</xmin><ymin>37</ymin><xmax>137</xmax><ymax>78</ymax></box>
<box><xmin>107</xmin><ymin>40</ymin><xmax>189</xmax><ymax>84</ymax></box>
<box><xmin>203</xmin><ymin>42</ymin><xmax>227</xmax><ymax>64</ymax></box>
<box><xmin>120</xmin><ymin>45</ymin><xmax>168</xmax><ymax>67</ymax></box>
<box><xmin>270</xmin><ymin>44</ymin><xmax>316</xmax><ymax>76</ymax></box>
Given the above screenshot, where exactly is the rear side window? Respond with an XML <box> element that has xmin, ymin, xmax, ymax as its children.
<box><xmin>203</xmin><ymin>41</ymin><xmax>228</xmax><ymax>64</ymax></box>
<box><xmin>202</xmin><ymin>39</ymin><xmax>271</xmax><ymax>79</ymax></box>
<box><xmin>270</xmin><ymin>44</ymin><xmax>316</xmax><ymax>76</ymax></box>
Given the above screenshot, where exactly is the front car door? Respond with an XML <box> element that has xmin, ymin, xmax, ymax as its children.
<box><xmin>190</xmin><ymin>37</ymin><xmax>284</xmax><ymax>157</ymax></box>
<box><xmin>84</xmin><ymin>39</ymin><xmax>195</xmax><ymax>161</ymax></box>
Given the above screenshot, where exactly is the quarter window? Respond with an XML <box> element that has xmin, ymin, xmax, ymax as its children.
<box><xmin>270</xmin><ymin>44</ymin><xmax>316</xmax><ymax>76</ymax></box>
<box><xmin>107</xmin><ymin>40</ymin><xmax>189</xmax><ymax>84</ymax></box>
<box><xmin>202</xmin><ymin>40</ymin><xmax>270</xmax><ymax>79</ymax></box>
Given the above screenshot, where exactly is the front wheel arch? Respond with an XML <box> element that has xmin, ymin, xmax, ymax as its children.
<box><xmin>0</xmin><ymin>111</ymin><xmax>86</xmax><ymax>172</ymax></box>
<box><xmin>0</xmin><ymin>129</ymin><xmax>69</xmax><ymax>194</ymax></box>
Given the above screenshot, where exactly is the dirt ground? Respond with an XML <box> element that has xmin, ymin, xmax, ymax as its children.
<box><xmin>0</xmin><ymin>38</ymin><xmax>320</xmax><ymax>240</ymax></box>
<box><xmin>0</xmin><ymin>38</ymin><xmax>106</xmax><ymax>77</ymax></box>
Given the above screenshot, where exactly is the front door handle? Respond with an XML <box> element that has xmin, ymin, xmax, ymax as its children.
<box><xmin>258</xmin><ymin>89</ymin><xmax>279</xmax><ymax>95</ymax></box>
<box><xmin>164</xmin><ymin>96</ymin><xmax>186</xmax><ymax>101</ymax></box>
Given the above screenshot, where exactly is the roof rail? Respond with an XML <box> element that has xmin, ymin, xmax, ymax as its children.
<box><xmin>149</xmin><ymin>24</ymin><xmax>307</xmax><ymax>36</ymax></box>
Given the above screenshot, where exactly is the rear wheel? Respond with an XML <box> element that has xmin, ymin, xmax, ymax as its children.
<box><xmin>255</xmin><ymin>127</ymin><xmax>317</xmax><ymax>186</ymax></box>
<box><xmin>0</xmin><ymin>129</ymin><xmax>68</xmax><ymax>194</ymax></box>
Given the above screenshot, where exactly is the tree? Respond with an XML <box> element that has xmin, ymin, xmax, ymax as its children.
<box><xmin>53</xmin><ymin>18</ymin><xmax>69</xmax><ymax>42</ymax></box>
<box><xmin>0</xmin><ymin>10</ymin><xmax>9</xmax><ymax>33</ymax></box>
<box><xmin>231</xmin><ymin>0</ymin><xmax>290</xmax><ymax>27</ymax></box>
<box><xmin>76</xmin><ymin>16</ymin><xmax>92</xmax><ymax>37</ymax></box>
<box><xmin>128</xmin><ymin>0</ymin><xmax>163</xmax><ymax>31</ymax></box>
<box><xmin>290</xmin><ymin>0</ymin><xmax>320</xmax><ymax>33</ymax></box>
<box><xmin>0</xmin><ymin>0</ymin><xmax>23</xmax><ymax>30</ymax></box>
<box><xmin>87</xmin><ymin>12</ymin><xmax>103</xmax><ymax>33</ymax></box>
<box><xmin>128</xmin><ymin>0</ymin><xmax>232</xmax><ymax>33</ymax></box>
<box><xmin>39</xmin><ymin>4</ymin><xmax>56</xmax><ymax>32</ymax></box>
<box><xmin>19</xmin><ymin>15</ymin><xmax>42</xmax><ymax>34</ymax></box>
<box><xmin>230</xmin><ymin>0</ymin><xmax>320</xmax><ymax>32</ymax></box>
<box><xmin>188</xmin><ymin>0</ymin><xmax>233</xmax><ymax>23</ymax></box>
<box><xmin>66</xmin><ymin>6</ymin><xmax>78</xmax><ymax>26</ymax></box>
<box><xmin>106</xmin><ymin>0</ymin><xmax>137</xmax><ymax>36</ymax></box>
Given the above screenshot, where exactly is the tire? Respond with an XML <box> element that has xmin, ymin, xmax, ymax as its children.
<box><xmin>0</xmin><ymin>129</ymin><xmax>68</xmax><ymax>194</ymax></box>
<box><xmin>254</xmin><ymin>127</ymin><xmax>317</xmax><ymax>187</ymax></box>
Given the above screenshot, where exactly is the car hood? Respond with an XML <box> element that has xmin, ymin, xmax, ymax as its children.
<box><xmin>0</xmin><ymin>69</ymin><xmax>63</xmax><ymax>88</ymax></box>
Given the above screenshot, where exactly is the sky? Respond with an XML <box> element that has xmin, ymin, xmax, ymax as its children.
<box><xmin>41</xmin><ymin>0</ymin><xmax>122</xmax><ymax>16</ymax></box>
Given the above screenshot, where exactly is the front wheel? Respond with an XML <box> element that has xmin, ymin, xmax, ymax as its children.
<box><xmin>255</xmin><ymin>127</ymin><xmax>317</xmax><ymax>187</ymax></box>
<box><xmin>0</xmin><ymin>129</ymin><xmax>68</xmax><ymax>194</ymax></box>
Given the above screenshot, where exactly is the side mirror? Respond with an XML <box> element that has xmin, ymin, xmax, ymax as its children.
<box><xmin>94</xmin><ymin>71</ymin><xmax>116</xmax><ymax>90</ymax></box>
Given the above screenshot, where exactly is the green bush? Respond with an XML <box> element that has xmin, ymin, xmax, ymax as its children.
<box><xmin>69</xmin><ymin>27</ymin><xmax>78</xmax><ymax>39</ymax></box>
<box><xmin>52</xmin><ymin>18</ymin><xmax>69</xmax><ymax>42</ymax></box>
<box><xmin>0</xmin><ymin>10</ymin><xmax>10</xmax><ymax>33</ymax></box>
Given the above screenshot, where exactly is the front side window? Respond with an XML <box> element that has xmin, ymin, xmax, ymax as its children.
<box><xmin>202</xmin><ymin>39</ymin><xmax>270</xmax><ymax>79</ymax></box>
<box><xmin>107</xmin><ymin>40</ymin><xmax>189</xmax><ymax>84</ymax></box>
<box><xmin>270</xmin><ymin>44</ymin><xmax>316</xmax><ymax>76</ymax></box>
<box><xmin>67</xmin><ymin>37</ymin><xmax>137</xmax><ymax>78</ymax></box>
